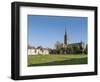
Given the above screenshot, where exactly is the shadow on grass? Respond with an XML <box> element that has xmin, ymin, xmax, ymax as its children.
<box><xmin>28</xmin><ymin>57</ymin><xmax>88</xmax><ymax>67</ymax></box>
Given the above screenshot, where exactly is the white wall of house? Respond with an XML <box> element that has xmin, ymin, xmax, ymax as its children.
<box><xmin>28</xmin><ymin>49</ymin><xmax>37</xmax><ymax>55</ymax></box>
<box><xmin>43</xmin><ymin>50</ymin><xmax>49</xmax><ymax>55</ymax></box>
<box><xmin>28</xmin><ymin>49</ymin><xmax>49</xmax><ymax>55</ymax></box>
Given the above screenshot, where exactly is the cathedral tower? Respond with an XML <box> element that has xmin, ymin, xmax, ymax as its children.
<box><xmin>64</xmin><ymin>28</ymin><xmax>67</xmax><ymax>45</ymax></box>
<box><xmin>63</xmin><ymin>28</ymin><xmax>68</xmax><ymax>48</ymax></box>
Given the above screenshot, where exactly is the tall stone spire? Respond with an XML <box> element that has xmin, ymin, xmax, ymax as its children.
<box><xmin>64</xmin><ymin>27</ymin><xmax>67</xmax><ymax>45</ymax></box>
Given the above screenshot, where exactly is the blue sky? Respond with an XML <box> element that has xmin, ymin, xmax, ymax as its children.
<box><xmin>28</xmin><ymin>15</ymin><xmax>87</xmax><ymax>48</ymax></box>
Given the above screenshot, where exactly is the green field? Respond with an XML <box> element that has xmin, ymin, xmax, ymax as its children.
<box><xmin>28</xmin><ymin>54</ymin><xmax>88</xmax><ymax>66</ymax></box>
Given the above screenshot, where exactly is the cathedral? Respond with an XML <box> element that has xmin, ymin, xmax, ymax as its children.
<box><xmin>61</xmin><ymin>28</ymin><xmax>85</xmax><ymax>54</ymax></box>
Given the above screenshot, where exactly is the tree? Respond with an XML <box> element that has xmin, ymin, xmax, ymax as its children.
<box><xmin>84</xmin><ymin>44</ymin><xmax>88</xmax><ymax>54</ymax></box>
<box><xmin>55</xmin><ymin>41</ymin><xmax>62</xmax><ymax>49</ymax></box>
<box><xmin>67</xmin><ymin>46</ymin><xmax>73</xmax><ymax>54</ymax></box>
<box><xmin>72</xmin><ymin>45</ymin><xmax>81</xmax><ymax>54</ymax></box>
<box><xmin>54</xmin><ymin>41</ymin><xmax>64</xmax><ymax>54</ymax></box>
<box><xmin>48</xmin><ymin>49</ymin><xmax>54</xmax><ymax>54</ymax></box>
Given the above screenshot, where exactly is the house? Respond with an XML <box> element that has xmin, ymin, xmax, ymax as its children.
<box><xmin>28</xmin><ymin>46</ymin><xmax>49</xmax><ymax>55</ymax></box>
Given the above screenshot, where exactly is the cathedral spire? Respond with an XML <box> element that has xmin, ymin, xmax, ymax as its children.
<box><xmin>64</xmin><ymin>27</ymin><xmax>67</xmax><ymax>45</ymax></box>
<box><xmin>65</xmin><ymin>27</ymin><xmax>66</xmax><ymax>35</ymax></box>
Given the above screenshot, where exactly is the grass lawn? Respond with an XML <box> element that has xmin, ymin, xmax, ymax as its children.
<box><xmin>28</xmin><ymin>54</ymin><xmax>88</xmax><ymax>66</ymax></box>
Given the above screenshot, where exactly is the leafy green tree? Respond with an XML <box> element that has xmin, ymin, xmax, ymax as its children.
<box><xmin>72</xmin><ymin>45</ymin><xmax>81</xmax><ymax>54</ymax></box>
<box><xmin>84</xmin><ymin>44</ymin><xmax>88</xmax><ymax>54</ymax></box>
